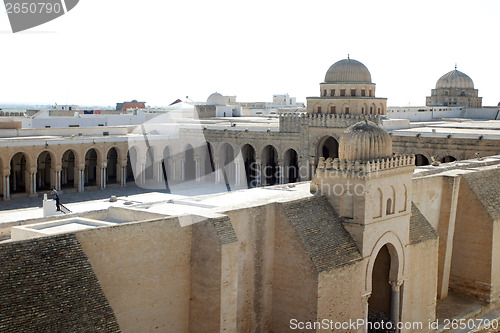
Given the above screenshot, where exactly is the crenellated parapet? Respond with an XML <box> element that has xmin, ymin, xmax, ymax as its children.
<box><xmin>279</xmin><ymin>112</ymin><xmax>381</xmax><ymax>133</ymax></box>
<box><xmin>316</xmin><ymin>154</ymin><xmax>415</xmax><ymax>174</ymax></box>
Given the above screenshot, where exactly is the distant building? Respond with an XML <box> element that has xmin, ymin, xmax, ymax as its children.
<box><xmin>426</xmin><ymin>67</ymin><xmax>482</xmax><ymax>108</ymax></box>
<box><xmin>195</xmin><ymin>93</ymin><xmax>242</xmax><ymax>118</ymax></box>
<box><xmin>116</xmin><ymin>100</ymin><xmax>146</xmax><ymax>112</ymax></box>
<box><xmin>53</xmin><ymin>104</ymin><xmax>79</xmax><ymax>111</ymax></box>
<box><xmin>239</xmin><ymin>93</ymin><xmax>304</xmax><ymax>116</ymax></box>
<box><xmin>271</xmin><ymin>94</ymin><xmax>297</xmax><ymax>107</ymax></box>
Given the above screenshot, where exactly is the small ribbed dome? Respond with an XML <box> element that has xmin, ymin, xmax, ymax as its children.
<box><xmin>339</xmin><ymin>121</ymin><xmax>392</xmax><ymax>161</ymax></box>
<box><xmin>324</xmin><ymin>58</ymin><xmax>372</xmax><ymax>83</ymax></box>
<box><xmin>206</xmin><ymin>92</ymin><xmax>226</xmax><ymax>106</ymax></box>
<box><xmin>436</xmin><ymin>70</ymin><xmax>474</xmax><ymax>89</ymax></box>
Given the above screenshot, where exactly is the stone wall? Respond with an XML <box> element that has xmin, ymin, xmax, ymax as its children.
<box><xmin>195</xmin><ymin>105</ymin><xmax>216</xmax><ymax>118</ymax></box>
<box><xmin>273</xmin><ymin>202</ymin><xmax>318</xmax><ymax>332</ymax></box>
<box><xmin>224</xmin><ymin>204</ymin><xmax>276</xmax><ymax>332</ymax></box>
<box><xmin>76</xmin><ymin>217</ymin><xmax>192</xmax><ymax>333</ymax></box>
<box><xmin>412</xmin><ymin>176</ymin><xmax>453</xmax><ymax>299</ymax></box>
<box><xmin>401</xmin><ymin>239</ymin><xmax>439</xmax><ymax>332</ymax></box>
<box><xmin>450</xmin><ymin>177</ymin><xmax>494</xmax><ymax>302</ymax></box>
<box><xmin>188</xmin><ymin>217</ymin><xmax>238</xmax><ymax>333</ymax></box>
<box><xmin>318</xmin><ymin>262</ymin><xmax>365</xmax><ymax>333</ymax></box>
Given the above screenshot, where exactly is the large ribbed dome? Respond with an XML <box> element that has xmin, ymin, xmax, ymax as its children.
<box><xmin>324</xmin><ymin>58</ymin><xmax>372</xmax><ymax>83</ymax></box>
<box><xmin>339</xmin><ymin>121</ymin><xmax>392</xmax><ymax>161</ymax></box>
<box><xmin>436</xmin><ymin>69</ymin><xmax>474</xmax><ymax>89</ymax></box>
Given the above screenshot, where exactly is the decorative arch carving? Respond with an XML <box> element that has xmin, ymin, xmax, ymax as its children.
<box><xmin>373</xmin><ymin>187</ymin><xmax>383</xmax><ymax>218</ymax></box>
<box><xmin>399</xmin><ymin>184</ymin><xmax>408</xmax><ymax>213</ymax></box>
<box><xmin>386</xmin><ymin>185</ymin><xmax>396</xmax><ymax>215</ymax></box>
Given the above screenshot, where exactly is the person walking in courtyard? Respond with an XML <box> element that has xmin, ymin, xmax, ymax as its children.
<box><xmin>51</xmin><ymin>189</ymin><xmax>60</xmax><ymax>211</ymax></box>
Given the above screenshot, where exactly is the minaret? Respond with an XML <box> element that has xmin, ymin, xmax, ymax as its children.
<box><xmin>310</xmin><ymin>121</ymin><xmax>415</xmax><ymax>255</ymax></box>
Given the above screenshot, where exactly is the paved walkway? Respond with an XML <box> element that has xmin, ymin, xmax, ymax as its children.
<box><xmin>0</xmin><ymin>181</ymin><xmax>249</xmax><ymax>224</ymax></box>
<box><xmin>0</xmin><ymin>185</ymin><xmax>163</xmax><ymax>211</ymax></box>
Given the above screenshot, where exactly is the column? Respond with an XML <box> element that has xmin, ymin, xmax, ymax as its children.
<box><xmin>78</xmin><ymin>167</ymin><xmax>85</xmax><ymax>192</ymax></box>
<box><xmin>195</xmin><ymin>158</ymin><xmax>201</xmax><ymax>182</ymax></box>
<box><xmin>362</xmin><ymin>293</ymin><xmax>371</xmax><ymax>333</ymax></box>
<box><xmin>154</xmin><ymin>160</ymin><xmax>163</xmax><ymax>183</ymax></box>
<box><xmin>118</xmin><ymin>161</ymin><xmax>127</xmax><ymax>186</ymax></box>
<box><xmin>215</xmin><ymin>160</ymin><xmax>222</xmax><ymax>184</ymax></box>
<box><xmin>309</xmin><ymin>158</ymin><xmax>316</xmax><ymax>180</ymax></box>
<box><xmin>100</xmin><ymin>162</ymin><xmax>107</xmax><ymax>189</ymax></box>
<box><xmin>120</xmin><ymin>165</ymin><xmax>127</xmax><ymax>186</ymax></box>
<box><xmin>171</xmin><ymin>157</ymin><xmax>178</xmax><ymax>182</ymax></box>
<box><xmin>3</xmin><ymin>173</ymin><xmax>10</xmax><ymax>200</ymax></box>
<box><xmin>53</xmin><ymin>165</ymin><xmax>62</xmax><ymax>192</ymax></box>
<box><xmin>56</xmin><ymin>169</ymin><xmax>61</xmax><ymax>191</ymax></box>
<box><xmin>136</xmin><ymin>163</ymin><xmax>145</xmax><ymax>185</ymax></box>
<box><xmin>390</xmin><ymin>280</ymin><xmax>403</xmax><ymax>325</ymax></box>
<box><xmin>141</xmin><ymin>163</ymin><xmax>146</xmax><ymax>185</ymax></box>
<box><xmin>255</xmin><ymin>159</ymin><xmax>262</xmax><ymax>187</ymax></box>
<box><xmin>180</xmin><ymin>159</ymin><xmax>185</xmax><ymax>181</ymax></box>
<box><xmin>278</xmin><ymin>160</ymin><xmax>285</xmax><ymax>185</ymax></box>
<box><xmin>235</xmin><ymin>161</ymin><xmax>241</xmax><ymax>185</ymax></box>
<box><xmin>29</xmin><ymin>169</ymin><xmax>37</xmax><ymax>197</ymax></box>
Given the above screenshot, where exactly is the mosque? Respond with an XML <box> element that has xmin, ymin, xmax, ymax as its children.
<box><xmin>0</xmin><ymin>58</ymin><xmax>500</xmax><ymax>332</ymax></box>
<box><xmin>0</xmin><ymin>57</ymin><xmax>498</xmax><ymax>201</ymax></box>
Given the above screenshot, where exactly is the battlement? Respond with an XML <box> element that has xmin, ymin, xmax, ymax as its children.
<box><xmin>279</xmin><ymin>112</ymin><xmax>381</xmax><ymax>132</ymax></box>
<box><xmin>316</xmin><ymin>154</ymin><xmax>415</xmax><ymax>174</ymax></box>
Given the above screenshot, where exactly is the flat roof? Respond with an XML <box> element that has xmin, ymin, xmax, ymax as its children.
<box><xmin>391</xmin><ymin>119</ymin><xmax>500</xmax><ymax>140</ymax></box>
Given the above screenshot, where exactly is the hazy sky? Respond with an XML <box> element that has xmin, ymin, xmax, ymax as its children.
<box><xmin>1</xmin><ymin>0</ymin><xmax>499</xmax><ymax>107</ymax></box>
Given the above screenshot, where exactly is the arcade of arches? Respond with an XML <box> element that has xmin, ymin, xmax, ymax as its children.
<box><xmin>0</xmin><ymin>139</ymin><xmax>302</xmax><ymax>200</ymax></box>
<box><xmin>0</xmin><ymin>135</ymin><xmax>470</xmax><ymax>201</ymax></box>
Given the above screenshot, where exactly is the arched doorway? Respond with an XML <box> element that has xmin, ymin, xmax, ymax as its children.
<box><xmin>62</xmin><ymin>150</ymin><xmax>76</xmax><ymax>189</ymax></box>
<box><xmin>284</xmin><ymin>149</ymin><xmax>299</xmax><ymax>183</ymax></box>
<box><xmin>204</xmin><ymin>142</ymin><xmax>215</xmax><ymax>179</ymax></box>
<box><xmin>219</xmin><ymin>143</ymin><xmax>235</xmax><ymax>185</ymax></box>
<box><xmin>440</xmin><ymin>155</ymin><xmax>456</xmax><ymax>163</ymax></box>
<box><xmin>369</xmin><ymin>244</ymin><xmax>400</xmax><ymax>331</ymax></box>
<box><xmin>261</xmin><ymin>145</ymin><xmax>278</xmax><ymax>186</ymax></box>
<box><xmin>162</xmin><ymin>146</ymin><xmax>171</xmax><ymax>184</ymax></box>
<box><xmin>145</xmin><ymin>146</ymin><xmax>154</xmax><ymax>181</ymax></box>
<box><xmin>126</xmin><ymin>147</ymin><xmax>137</xmax><ymax>183</ymax></box>
<box><xmin>106</xmin><ymin>147</ymin><xmax>119</xmax><ymax>185</ymax></box>
<box><xmin>10</xmin><ymin>152</ymin><xmax>27</xmax><ymax>194</ymax></box>
<box><xmin>37</xmin><ymin>151</ymin><xmax>52</xmax><ymax>191</ymax></box>
<box><xmin>415</xmin><ymin>154</ymin><xmax>429</xmax><ymax>166</ymax></box>
<box><xmin>317</xmin><ymin>136</ymin><xmax>339</xmax><ymax>164</ymax></box>
<box><xmin>242</xmin><ymin>144</ymin><xmax>256</xmax><ymax>188</ymax></box>
<box><xmin>84</xmin><ymin>149</ymin><xmax>98</xmax><ymax>187</ymax></box>
<box><xmin>184</xmin><ymin>144</ymin><xmax>195</xmax><ymax>181</ymax></box>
